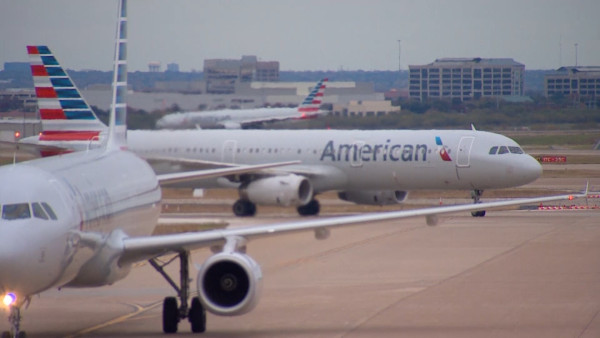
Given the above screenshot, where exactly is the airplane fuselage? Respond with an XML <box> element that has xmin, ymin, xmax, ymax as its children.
<box><xmin>128</xmin><ymin>129</ymin><xmax>541</xmax><ymax>193</ymax></box>
<box><xmin>156</xmin><ymin>107</ymin><xmax>299</xmax><ymax>129</ymax></box>
<box><xmin>0</xmin><ymin>148</ymin><xmax>160</xmax><ymax>305</ymax></box>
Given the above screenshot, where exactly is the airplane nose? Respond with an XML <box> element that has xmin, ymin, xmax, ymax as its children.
<box><xmin>521</xmin><ymin>154</ymin><xmax>543</xmax><ymax>184</ymax></box>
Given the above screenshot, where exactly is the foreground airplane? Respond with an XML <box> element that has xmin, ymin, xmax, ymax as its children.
<box><xmin>0</xmin><ymin>1</ymin><xmax>588</xmax><ymax>337</ymax></box>
<box><xmin>156</xmin><ymin>78</ymin><xmax>328</xmax><ymax>129</ymax></box>
<box><xmin>21</xmin><ymin>47</ymin><xmax>544</xmax><ymax>218</ymax></box>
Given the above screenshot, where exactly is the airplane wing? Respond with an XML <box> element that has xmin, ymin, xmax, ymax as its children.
<box><xmin>156</xmin><ymin>160</ymin><xmax>300</xmax><ymax>185</ymax></box>
<box><xmin>145</xmin><ymin>155</ymin><xmax>337</xmax><ymax>178</ymax></box>
<box><xmin>119</xmin><ymin>191</ymin><xmax>586</xmax><ymax>264</ymax></box>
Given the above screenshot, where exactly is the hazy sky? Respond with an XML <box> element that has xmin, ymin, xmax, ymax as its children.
<box><xmin>1</xmin><ymin>0</ymin><xmax>598</xmax><ymax>72</ymax></box>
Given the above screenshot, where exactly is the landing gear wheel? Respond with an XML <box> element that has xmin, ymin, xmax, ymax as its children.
<box><xmin>297</xmin><ymin>199</ymin><xmax>320</xmax><ymax>216</ymax></box>
<box><xmin>162</xmin><ymin>297</ymin><xmax>179</xmax><ymax>333</ymax></box>
<box><xmin>470</xmin><ymin>189</ymin><xmax>486</xmax><ymax>217</ymax></box>
<box><xmin>2</xmin><ymin>332</ymin><xmax>25</xmax><ymax>338</ymax></box>
<box><xmin>233</xmin><ymin>199</ymin><xmax>257</xmax><ymax>217</ymax></box>
<box><xmin>471</xmin><ymin>210</ymin><xmax>486</xmax><ymax>217</ymax></box>
<box><xmin>188</xmin><ymin>297</ymin><xmax>206</xmax><ymax>333</ymax></box>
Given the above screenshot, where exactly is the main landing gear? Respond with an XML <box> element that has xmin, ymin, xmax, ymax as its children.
<box><xmin>297</xmin><ymin>199</ymin><xmax>320</xmax><ymax>216</ymax></box>
<box><xmin>149</xmin><ymin>251</ymin><xmax>206</xmax><ymax>334</ymax></box>
<box><xmin>232</xmin><ymin>199</ymin><xmax>256</xmax><ymax>217</ymax></box>
<box><xmin>232</xmin><ymin>199</ymin><xmax>321</xmax><ymax>217</ymax></box>
<box><xmin>470</xmin><ymin>189</ymin><xmax>486</xmax><ymax>217</ymax></box>
<box><xmin>2</xmin><ymin>306</ymin><xmax>26</xmax><ymax>338</ymax></box>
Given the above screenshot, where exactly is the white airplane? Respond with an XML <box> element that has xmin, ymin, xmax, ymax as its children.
<box><xmin>20</xmin><ymin>46</ymin><xmax>544</xmax><ymax>219</ymax></box>
<box><xmin>155</xmin><ymin>78</ymin><xmax>328</xmax><ymax>129</ymax></box>
<box><xmin>0</xmin><ymin>1</ymin><xmax>589</xmax><ymax>337</ymax></box>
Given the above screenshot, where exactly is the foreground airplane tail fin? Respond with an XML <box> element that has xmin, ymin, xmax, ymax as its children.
<box><xmin>105</xmin><ymin>0</ymin><xmax>128</xmax><ymax>151</ymax></box>
<box><xmin>297</xmin><ymin>78</ymin><xmax>328</xmax><ymax>118</ymax></box>
<box><xmin>27</xmin><ymin>45</ymin><xmax>107</xmax><ymax>143</ymax></box>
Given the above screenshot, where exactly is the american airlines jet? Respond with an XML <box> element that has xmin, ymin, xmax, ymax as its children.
<box><xmin>21</xmin><ymin>45</ymin><xmax>545</xmax><ymax>218</ymax></box>
<box><xmin>155</xmin><ymin>79</ymin><xmax>328</xmax><ymax>129</ymax></box>
<box><xmin>1</xmin><ymin>1</ymin><xmax>587</xmax><ymax>337</ymax></box>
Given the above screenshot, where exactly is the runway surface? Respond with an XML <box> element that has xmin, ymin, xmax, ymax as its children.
<box><xmin>2</xmin><ymin>208</ymin><xmax>599</xmax><ymax>337</ymax></box>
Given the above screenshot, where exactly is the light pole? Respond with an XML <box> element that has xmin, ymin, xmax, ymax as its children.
<box><xmin>397</xmin><ymin>39</ymin><xmax>402</xmax><ymax>88</ymax></box>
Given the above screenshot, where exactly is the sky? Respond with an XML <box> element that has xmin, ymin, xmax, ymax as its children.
<box><xmin>1</xmin><ymin>0</ymin><xmax>599</xmax><ymax>72</ymax></box>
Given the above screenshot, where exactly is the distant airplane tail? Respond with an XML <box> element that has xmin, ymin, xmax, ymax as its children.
<box><xmin>297</xmin><ymin>78</ymin><xmax>328</xmax><ymax>118</ymax></box>
<box><xmin>27</xmin><ymin>46</ymin><xmax>106</xmax><ymax>141</ymax></box>
<box><xmin>27</xmin><ymin>45</ymin><xmax>107</xmax><ymax>144</ymax></box>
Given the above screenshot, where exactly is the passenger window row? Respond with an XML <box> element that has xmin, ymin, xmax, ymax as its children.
<box><xmin>2</xmin><ymin>202</ymin><xmax>57</xmax><ymax>221</ymax></box>
<box><xmin>489</xmin><ymin>146</ymin><xmax>524</xmax><ymax>155</ymax></box>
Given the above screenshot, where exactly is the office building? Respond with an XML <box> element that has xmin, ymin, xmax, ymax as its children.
<box><xmin>545</xmin><ymin>66</ymin><xmax>600</xmax><ymax>105</ymax></box>
<box><xmin>204</xmin><ymin>56</ymin><xmax>280</xmax><ymax>94</ymax></box>
<box><xmin>409</xmin><ymin>58</ymin><xmax>525</xmax><ymax>102</ymax></box>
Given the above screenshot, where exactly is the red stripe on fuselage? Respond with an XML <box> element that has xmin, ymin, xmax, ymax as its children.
<box><xmin>40</xmin><ymin>131</ymin><xmax>100</xmax><ymax>141</ymax></box>
<box><xmin>298</xmin><ymin>107</ymin><xmax>319</xmax><ymax>113</ymax></box>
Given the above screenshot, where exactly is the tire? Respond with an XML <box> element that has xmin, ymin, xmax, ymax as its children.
<box><xmin>471</xmin><ymin>210</ymin><xmax>486</xmax><ymax>217</ymax></box>
<box><xmin>162</xmin><ymin>297</ymin><xmax>179</xmax><ymax>334</ymax></box>
<box><xmin>297</xmin><ymin>199</ymin><xmax>320</xmax><ymax>216</ymax></box>
<box><xmin>233</xmin><ymin>200</ymin><xmax>256</xmax><ymax>217</ymax></box>
<box><xmin>188</xmin><ymin>297</ymin><xmax>206</xmax><ymax>333</ymax></box>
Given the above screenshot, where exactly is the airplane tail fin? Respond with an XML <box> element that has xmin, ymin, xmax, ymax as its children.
<box><xmin>105</xmin><ymin>0</ymin><xmax>128</xmax><ymax>151</ymax></box>
<box><xmin>27</xmin><ymin>45</ymin><xmax>107</xmax><ymax>143</ymax></box>
<box><xmin>297</xmin><ymin>78</ymin><xmax>328</xmax><ymax>118</ymax></box>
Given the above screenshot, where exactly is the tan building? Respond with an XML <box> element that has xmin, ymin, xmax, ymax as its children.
<box><xmin>332</xmin><ymin>100</ymin><xmax>400</xmax><ymax>117</ymax></box>
<box><xmin>204</xmin><ymin>56</ymin><xmax>280</xmax><ymax>94</ymax></box>
<box><xmin>545</xmin><ymin>66</ymin><xmax>600</xmax><ymax>106</ymax></box>
<box><xmin>409</xmin><ymin>58</ymin><xmax>525</xmax><ymax>102</ymax></box>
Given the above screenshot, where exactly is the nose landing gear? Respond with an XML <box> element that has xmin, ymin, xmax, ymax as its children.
<box><xmin>470</xmin><ymin>189</ymin><xmax>486</xmax><ymax>217</ymax></box>
<box><xmin>2</xmin><ymin>306</ymin><xmax>26</xmax><ymax>338</ymax></box>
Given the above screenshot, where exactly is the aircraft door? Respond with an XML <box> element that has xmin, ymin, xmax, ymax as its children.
<box><xmin>222</xmin><ymin>140</ymin><xmax>237</xmax><ymax>163</ymax></box>
<box><xmin>456</xmin><ymin>136</ymin><xmax>474</xmax><ymax>168</ymax></box>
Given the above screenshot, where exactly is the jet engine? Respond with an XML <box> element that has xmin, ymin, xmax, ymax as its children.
<box><xmin>197</xmin><ymin>251</ymin><xmax>263</xmax><ymax>316</ymax></box>
<box><xmin>240</xmin><ymin>174</ymin><xmax>313</xmax><ymax>207</ymax></box>
<box><xmin>337</xmin><ymin>190</ymin><xmax>409</xmax><ymax>206</ymax></box>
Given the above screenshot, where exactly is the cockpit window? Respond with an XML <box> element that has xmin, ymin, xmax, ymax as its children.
<box><xmin>2</xmin><ymin>203</ymin><xmax>31</xmax><ymax>220</ymax></box>
<box><xmin>489</xmin><ymin>146</ymin><xmax>498</xmax><ymax>155</ymax></box>
<box><xmin>32</xmin><ymin>203</ymin><xmax>49</xmax><ymax>220</ymax></box>
<box><xmin>509</xmin><ymin>146</ymin><xmax>524</xmax><ymax>154</ymax></box>
<box><xmin>498</xmin><ymin>146</ymin><xmax>509</xmax><ymax>154</ymax></box>
<box><xmin>41</xmin><ymin>202</ymin><xmax>58</xmax><ymax>220</ymax></box>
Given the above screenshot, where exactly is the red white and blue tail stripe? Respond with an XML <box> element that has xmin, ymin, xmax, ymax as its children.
<box><xmin>298</xmin><ymin>78</ymin><xmax>328</xmax><ymax>117</ymax></box>
<box><xmin>27</xmin><ymin>45</ymin><xmax>107</xmax><ymax>143</ymax></box>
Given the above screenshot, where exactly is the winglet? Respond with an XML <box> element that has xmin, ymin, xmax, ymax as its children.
<box><xmin>106</xmin><ymin>0</ymin><xmax>128</xmax><ymax>151</ymax></box>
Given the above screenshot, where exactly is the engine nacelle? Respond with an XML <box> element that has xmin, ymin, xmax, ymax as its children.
<box><xmin>337</xmin><ymin>190</ymin><xmax>409</xmax><ymax>206</ymax></box>
<box><xmin>197</xmin><ymin>252</ymin><xmax>263</xmax><ymax>316</ymax></box>
<box><xmin>240</xmin><ymin>174</ymin><xmax>313</xmax><ymax>207</ymax></box>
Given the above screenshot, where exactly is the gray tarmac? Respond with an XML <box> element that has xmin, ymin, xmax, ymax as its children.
<box><xmin>2</xmin><ymin>207</ymin><xmax>600</xmax><ymax>338</ymax></box>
